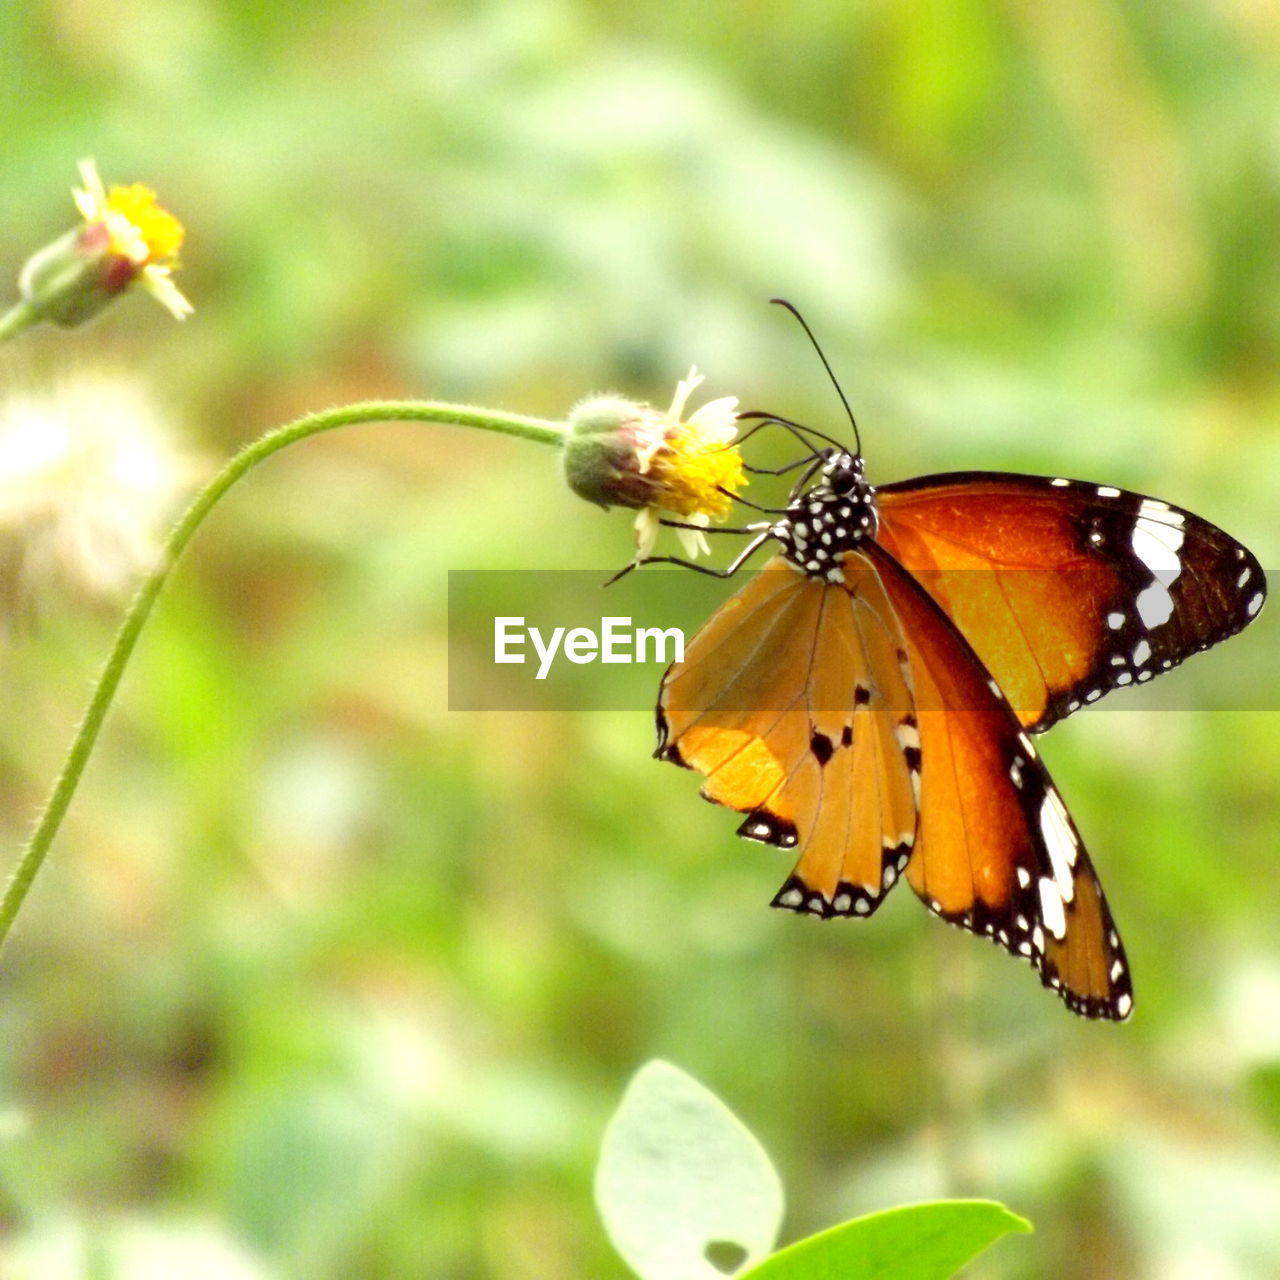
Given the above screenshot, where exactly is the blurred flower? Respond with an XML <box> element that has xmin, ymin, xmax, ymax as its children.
<box><xmin>14</xmin><ymin>160</ymin><xmax>191</xmax><ymax>330</ymax></box>
<box><xmin>563</xmin><ymin>369</ymin><xmax>744</xmax><ymax>560</ymax></box>
<box><xmin>0</xmin><ymin>373</ymin><xmax>201</xmax><ymax>616</ymax></box>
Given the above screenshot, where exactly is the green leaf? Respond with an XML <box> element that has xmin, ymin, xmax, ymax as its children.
<box><xmin>740</xmin><ymin>1200</ymin><xmax>1031</xmax><ymax>1280</ymax></box>
<box><xmin>595</xmin><ymin>1060</ymin><xmax>784</xmax><ymax>1280</ymax></box>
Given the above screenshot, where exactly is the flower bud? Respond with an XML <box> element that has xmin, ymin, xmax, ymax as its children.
<box><xmin>562</xmin><ymin>370</ymin><xmax>745</xmax><ymax>560</ymax></box>
<box><xmin>562</xmin><ymin>396</ymin><xmax>664</xmax><ymax>510</ymax></box>
<box><xmin>19</xmin><ymin>224</ymin><xmax>126</xmax><ymax>328</ymax></box>
<box><xmin>13</xmin><ymin>161</ymin><xmax>191</xmax><ymax>330</ymax></box>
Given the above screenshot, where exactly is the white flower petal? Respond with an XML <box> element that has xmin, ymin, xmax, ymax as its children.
<box><xmin>633</xmin><ymin>508</ymin><xmax>660</xmax><ymax>561</ymax></box>
<box><xmin>634</xmin><ymin>421</ymin><xmax>665</xmax><ymax>474</ymax></box>
<box><xmin>140</xmin><ymin>267</ymin><xmax>194</xmax><ymax>320</ymax></box>
<box><xmin>74</xmin><ymin>159</ymin><xmax>107</xmax><ymax>218</ymax></box>
<box><xmin>677</xmin><ymin>526</ymin><xmax>711</xmax><ymax>559</ymax></box>
<box><xmin>666</xmin><ymin>366</ymin><xmax>705</xmax><ymax>424</ymax></box>
<box><xmin>688</xmin><ymin>397</ymin><xmax>740</xmax><ymax>442</ymax></box>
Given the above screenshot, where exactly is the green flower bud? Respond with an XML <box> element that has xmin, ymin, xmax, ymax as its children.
<box><xmin>6</xmin><ymin>161</ymin><xmax>191</xmax><ymax>335</ymax></box>
<box><xmin>561</xmin><ymin>370</ymin><xmax>744</xmax><ymax>562</ymax></box>
<box><xmin>562</xmin><ymin>396</ymin><xmax>662</xmax><ymax>510</ymax></box>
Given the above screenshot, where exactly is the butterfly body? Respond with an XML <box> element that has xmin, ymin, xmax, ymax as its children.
<box><xmin>770</xmin><ymin>452</ymin><xmax>878</xmax><ymax>582</ymax></box>
<box><xmin>652</xmin><ymin>442</ymin><xmax>1265</xmax><ymax>1021</ymax></box>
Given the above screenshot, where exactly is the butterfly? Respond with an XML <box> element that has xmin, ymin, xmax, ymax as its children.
<box><xmin>637</xmin><ymin>304</ymin><xmax>1266</xmax><ymax>1020</ymax></box>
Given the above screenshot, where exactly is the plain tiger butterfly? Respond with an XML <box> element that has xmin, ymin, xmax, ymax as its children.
<box><xmin>636</xmin><ymin>303</ymin><xmax>1266</xmax><ymax>1021</ymax></box>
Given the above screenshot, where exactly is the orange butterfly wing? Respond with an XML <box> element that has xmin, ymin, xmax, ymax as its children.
<box><xmin>657</xmin><ymin>554</ymin><xmax>919</xmax><ymax>918</ymax></box>
<box><xmin>876</xmin><ymin>473</ymin><xmax>1266</xmax><ymax>732</ymax></box>
<box><xmin>865</xmin><ymin>541</ymin><xmax>1133</xmax><ymax>1020</ymax></box>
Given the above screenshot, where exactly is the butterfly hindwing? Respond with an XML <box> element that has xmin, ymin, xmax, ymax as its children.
<box><xmin>865</xmin><ymin>541</ymin><xmax>1134</xmax><ymax>1020</ymax></box>
<box><xmin>876</xmin><ymin>473</ymin><xmax>1266</xmax><ymax>732</ymax></box>
<box><xmin>657</xmin><ymin>554</ymin><xmax>919</xmax><ymax>919</ymax></box>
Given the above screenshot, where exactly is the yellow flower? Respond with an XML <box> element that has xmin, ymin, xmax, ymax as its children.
<box><xmin>71</xmin><ymin>160</ymin><xmax>192</xmax><ymax>320</ymax></box>
<box><xmin>631</xmin><ymin>368</ymin><xmax>744</xmax><ymax>560</ymax></box>
<box><xmin>16</xmin><ymin>160</ymin><xmax>192</xmax><ymax>329</ymax></box>
<box><xmin>562</xmin><ymin>368</ymin><xmax>745</xmax><ymax>561</ymax></box>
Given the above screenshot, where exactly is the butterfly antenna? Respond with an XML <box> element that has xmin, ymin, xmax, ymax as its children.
<box><xmin>770</xmin><ymin>297</ymin><xmax>862</xmax><ymax>457</ymax></box>
<box><xmin>735</xmin><ymin>411</ymin><xmax>843</xmax><ymax>455</ymax></box>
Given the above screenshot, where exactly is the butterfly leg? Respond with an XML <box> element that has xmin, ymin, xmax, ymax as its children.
<box><xmin>717</xmin><ymin>489</ymin><xmax>794</xmax><ymax>514</ymax></box>
<box><xmin>658</xmin><ymin>518</ymin><xmax>773</xmax><ymax>534</ymax></box>
<box><xmin>605</xmin><ymin>531</ymin><xmax>773</xmax><ymax>585</ymax></box>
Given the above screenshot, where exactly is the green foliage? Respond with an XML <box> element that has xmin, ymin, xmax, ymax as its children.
<box><xmin>0</xmin><ymin>1</ymin><xmax>1278</xmax><ymax>1277</ymax></box>
<box><xmin>596</xmin><ymin>1062</ymin><xmax>1028</xmax><ymax>1280</ymax></box>
<box><xmin>742</xmin><ymin>1203</ymin><xmax>1031</xmax><ymax>1280</ymax></box>
<box><xmin>596</xmin><ymin>1061</ymin><xmax>784</xmax><ymax>1278</ymax></box>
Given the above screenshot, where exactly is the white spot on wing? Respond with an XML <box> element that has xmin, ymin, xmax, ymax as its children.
<box><xmin>1107</xmin><ymin>611</ymin><xmax>1124</xmax><ymax>629</ymax></box>
<box><xmin>1039</xmin><ymin>876</ymin><xmax>1067</xmax><ymax>939</ymax></box>
<box><xmin>1139</xmin><ymin>498</ymin><xmax>1184</xmax><ymax>527</ymax></box>
<box><xmin>1132</xmin><ymin>507</ymin><xmax>1186</xmax><ymax>630</ymax></box>
<box><xmin>1040</xmin><ymin>791</ymin><xmax>1078</xmax><ymax>901</ymax></box>
<box><xmin>1132</xmin><ymin>638</ymin><xmax>1152</xmax><ymax>666</ymax></box>
<box><xmin>1136</xmin><ymin>579</ymin><xmax>1175</xmax><ymax>629</ymax></box>
<box><xmin>1096</xmin><ymin>486</ymin><xmax>1121</xmax><ymax>498</ymax></box>
<box><xmin>1134</xmin><ymin>514</ymin><xmax>1186</xmax><ymax>565</ymax></box>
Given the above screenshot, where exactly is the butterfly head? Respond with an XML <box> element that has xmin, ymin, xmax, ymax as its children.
<box><xmin>775</xmin><ymin>449</ymin><xmax>878</xmax><ymax>582</ymax></box>
<box><xmin>823</xmin><ymin>450</ymin><xmax>865</xmax><ymax>496</ymax></box>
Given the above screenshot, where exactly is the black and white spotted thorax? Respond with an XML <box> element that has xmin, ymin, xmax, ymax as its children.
<box><xmin>774</xmin><ymin>451</ymin><xmax>878</xmax><ymax>583</ymax></box>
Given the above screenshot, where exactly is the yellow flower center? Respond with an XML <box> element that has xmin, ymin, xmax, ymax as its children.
<box><xmin>648</xmin><ymin>423</ymin><xmax>746</xmax><ymax>519</ymax></box>
<box><xmin>103</xmin><ymin>184</ymin><xmax>185</xmax><ymax>264</ymax></box>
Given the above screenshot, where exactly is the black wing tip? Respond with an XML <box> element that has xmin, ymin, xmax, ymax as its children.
<box><xmin>771</xmin><ymin>875</ymin><xmax>892</xmax><ymax>919</ymax></box>
<box><xmin>923</xmin><ymin>894</ymin><xmax>1135</xmax><ymax>1023</ymax></box>
<box><xmin>653</xmin><ymin>709</ymin><xmax>692</xmax><ymax>768</ymax></box>
<box><xmin>771</xmin><ymin>876</ymin><xmax>836</xmax><ymax>918</ymax></box>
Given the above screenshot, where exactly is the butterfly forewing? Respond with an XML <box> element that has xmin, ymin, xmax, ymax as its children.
<box><xmin>876</xmin><ymin>473</ymin><xmax>1266</xmax><ymax>732</ymax></box>
<box><xmin>657</xmin><ymin>554</ymin><xmax>919</xmax><ymax>918</ymax></box>
<box><xmin>866</xmin><ymin>542</ymin><xmax>1134</xmax><ymax>1020</ymax></box>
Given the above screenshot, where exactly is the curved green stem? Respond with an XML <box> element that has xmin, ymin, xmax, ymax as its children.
<box><xmin>0</xmin><ymin>400</ymin><xmax>565</xmax><ymax>950</ymax></box>
<box><xmin>0</xmin><ymin>300</ymin><xmax>38</xmax><ymax>343</ymax></box>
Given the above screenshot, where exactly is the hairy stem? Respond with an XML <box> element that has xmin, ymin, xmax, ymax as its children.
<box><xmin>0</xmin><ymin>400</ymin><xmax>565</xmax><ymax>949</ymax></box>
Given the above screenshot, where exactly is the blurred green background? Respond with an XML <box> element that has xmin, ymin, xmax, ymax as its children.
<box><xmin>1</xmin><ymin>1</ymin><xmax>1278</xmax><ymax>1276</ymax></box>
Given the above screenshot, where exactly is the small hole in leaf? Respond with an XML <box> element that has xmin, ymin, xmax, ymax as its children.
<box><xmin>704</xmin><ymin>1239</ymin><xmax>749</xmax><ymax>1274</ymax></box>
